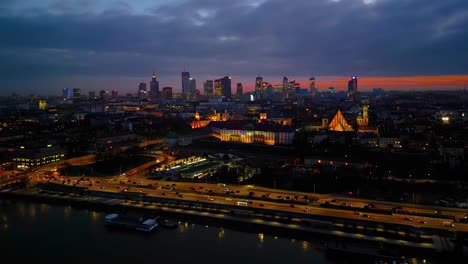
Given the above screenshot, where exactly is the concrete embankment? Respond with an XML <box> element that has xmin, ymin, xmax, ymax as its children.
<box><xmin>1</xmin><ymin>187</ymin><xmax>460</xmax><ymax>259</ymax></box>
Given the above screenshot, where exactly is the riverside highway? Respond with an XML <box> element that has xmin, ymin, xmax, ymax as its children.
<box><xmin>39</xmin><ymin>175</ymin><xmax>468</xmax><ymax>233</ymax></box>
<box><xmin>9</xmin><ymin>152</ymin><xmax>467</xmax><ymax>234</ymax></box>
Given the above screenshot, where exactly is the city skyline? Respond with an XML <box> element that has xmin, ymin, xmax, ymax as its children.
<box><xmin>1</xmin><ymin>0</ymin><xmax>468</xmax><ymax>95</ymax></box>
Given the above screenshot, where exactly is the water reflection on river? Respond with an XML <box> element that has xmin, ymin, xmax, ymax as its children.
<box><xmin>0</xmin><ymin>200</ymin><xmax>441</xmax><ymax>264</ymax></box>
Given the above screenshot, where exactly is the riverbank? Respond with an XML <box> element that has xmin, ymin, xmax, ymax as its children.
<box><xmin>1</xmin><ymin>187</ymin><xmax>465</xmax><ymax>261</ymax></box>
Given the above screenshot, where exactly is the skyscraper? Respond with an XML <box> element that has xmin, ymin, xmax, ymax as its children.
<box><xmin>100</xmin><ymin>90</ymin><xmax>109</xmax><ymax>100</ymax></box>
<box><xmin>348</xmin><ymin>76</ymin><xmax>357</xmax><ymax>92</ymax></box>
<box><xmin>347</xmin><ymin>76</ymin><xmax>358</xmax><ymax>101</ymax></box>
<box><xmin>162</xmin><ymin>87</ymin><xmax>173</xmax><ymax>100</ymax></box>
<box><xmin>181</xmin><ymin>71</ymin><xmax>191</xmax><ymax>96</ymax></box>
<box><xmin>282</xmin><ymin>77</ymin><xmax>288</xmax><ymax>92</ymax></box>
<box><xmin>255</xmin><ymin>76</ymin><xmax>263</xmax><ymax>93</ymax></box>
<box><xmin>150</xmin><ymin>72</ymin><xmax>159</xmax><ymax>100</ymax></box>
<box><xmin>112</xmin><ymin>89</ymin><xmax>118</xmax><ymax>99</ymax></box>
<box><xmin>236</xmin><ymin>83</ymin><xmax>243</xmax><ymax>96</ymax></box>
<box><xmin>214</xmin><ymin>76</ymin><xmax>232</xmax><ymax>99</ymax></box>
<box><xmin>72</xmin><ymin>88</ymin><xmax>81</xmax><ymax>99</ymax></box>
<box><xmin>62</xmin><ymin>88</ymin><xmax>71</xmax><ymax>100</ymax></box>
<box><xmin>188</xmin><ymin>77</ymin><xmax>196</xmax><ymax>100</ymax></box>
<box><xmin>309</xmin><ymin>77</ymin><xmax>316</xmax><ymax>96</ymax></box>
<box><xmin>138</xmin><ymin>82</ymin><xmax>147</xmax><ymax>99</ymax></box>
<box><xmin>204</xmin><ymin>80</ymin><xmax>213</xmax><ymax>96</ymax></box>
<box><xmin>223</xmin><ymin>76</ymin><xmax>232</xmax><ymax>99</ymax></box>
<box><xmin>214</xmin><ymin>78</ymin><xmax>223</xmax><ymax>97</ymax></box>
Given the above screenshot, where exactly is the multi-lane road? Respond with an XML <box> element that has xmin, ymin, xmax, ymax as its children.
<box><xmin>5</xmin><ymin>151</ymin><xmax>466</xmax><ymax>234</ymax></box>
<box><xmin>39</xmin><ymin>174</ymin><xmax>468</xmax><ymax>233</ymax></box>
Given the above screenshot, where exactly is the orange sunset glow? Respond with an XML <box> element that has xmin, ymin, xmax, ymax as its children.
<box><xmin>315</xmin><ymin>75</ymin><xmax>468</xmax><ymax>91</ymax></box>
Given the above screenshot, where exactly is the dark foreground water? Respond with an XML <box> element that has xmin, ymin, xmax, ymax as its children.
<box><xmin>0</xmin><ymin>200</ymin><xmax>437</xmax><ymax>264</ymax></box>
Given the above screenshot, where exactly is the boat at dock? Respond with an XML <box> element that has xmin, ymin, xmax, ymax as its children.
<box><xmin>159</xmin><ymin>219</ymin><xmax>179</xmax><ymax>229</ymax></box>
<box><xmin>104</xmin><ymin>213</ymin><xmax>158</xmax><ymax>232</ymax></box>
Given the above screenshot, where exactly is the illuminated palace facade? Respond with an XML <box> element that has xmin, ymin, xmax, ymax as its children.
<box><xmin>209</xmin><ymin>121</ymin><xmax>295</xmax><ymax>145</ymax></box>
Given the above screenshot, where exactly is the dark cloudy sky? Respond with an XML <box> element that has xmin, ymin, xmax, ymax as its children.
<box><xmin>1</xmin><ymin>0</ymin><xmax>468</xmax><ymax>95</ymax></box>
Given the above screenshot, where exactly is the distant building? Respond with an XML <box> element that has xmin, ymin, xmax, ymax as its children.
<box><xmin>309</xmin><ymin>77</ymin><xmax>316</xmax><ymax>95</ymax></box>
<box><xmin>181</xmin><ymin>71</ymin><xmax>191</xmax><ymax>97</ymax></box>
<box><xmin>214</xmin><ymin>76</ymin><xmax>232</xmax><ymax>99</ymax></box>
<box><xmin>236</xmin><ymin>83</ymin><xmax>243</xmax><ymax>97</ymax></box>
<box><xmin>204</xmin><ymin>80</ymin><xmax>213</xmax><ymax>96</ymax></box>
<box><xmin>112</xmin><ymin>89</ymin><xmax>118</xmax><ymax>99</ymax></box>
<box><xmin>162</xmin><ymin>87</ymin><xmax>173</xmax><ymax>100</ymax></box>
<box><xmin>100</xmin><ymin>90</ymin><xmax>109</xmax><ymax>100</ymax></box>
<box><xmin>282</xmin><ymin>77</ymin><xmax>288</xmax><ymax>92</ymax></box>
<box><xmin>72</xmin><ymin>88</ymin><xmax>82</xmax><ymax>99</ymax></box>
<box><xmin>255</xmin><ymin>77</ymin><xmax>263</xmax><ymax>93</ymax></box>
<box><xmin>347</xmin><ymin>76</ymin><xmax>358</xmax><ymax>101</ymax></box>
<box><xmin>150</xmin><ymin>72</ymin><xmax>160</xmax><ymax>100</ymax></box>
<box><xmin>188</xmin><ymin>77</ymin><xmax>196</xmax><ymax>100</ymax></box>
<box><xmin>13</xmin><ymin>144</ymin><xmax>65</xmax><ymax>169</ymax></box>
<box><xmin>62</xmin><ymin>88</ymin><xmax>72</xmax><ymax>100</ymax></box>
<box><xmin>138</xmin><ymin>82</ymin><xmax>147</xmax><ymax>100</ymax></box>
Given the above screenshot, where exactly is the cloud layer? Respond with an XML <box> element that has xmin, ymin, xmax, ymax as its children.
<box><xmin>1</xmin><ymin>0</ymin><xmax>467</xmax><ymax>95</ymax></box>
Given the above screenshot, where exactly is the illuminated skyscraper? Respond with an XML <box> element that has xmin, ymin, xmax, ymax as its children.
<box><xmin>214</xmin><ymin>79</ymin><xmax>223</xmax><ymax>97</ymax></box>
<box><xmin>282</xmin><ymin>77</ymin><xmax>288</xmax><ymax>92</ymax></box>
<box><xmin>255</xmin><ymin>76</ymin><xmax>263</xmax><ymax>93</ymax></box>
<box><xmin>348</xmin><ymin>76</ymin><xmax>357</xmax><ymax>92</ymax></box>
<box><xmin>347</xmin><ymin>76</ymin><xmax>358</xmax><ymax>101</ymax></box>
<box><xmin>204</xmin><ymin>80</ymin><xmax>213</xmax><ymax>96</ymax></box>
<box><xmin>112</xmin><ymin>89</ymin><xmax>118</xmax><ymax>99</ymax></box>
<box><xmin>236</xmin><ymin>83</ymin><xmax>243</xmax><ymax>96</ymax></box>
<box><xmin>62</xmin><ymin>88</ymin><xmax>71</xmax><ymax>100</ymax></box>
<box><xmin>181</xmin><ymin>71</ymin><xmax>191</xmax><ymax>96</ymax></box>
<box><xmin>309</xmin><ymin>77</ymin><xmax>317</xmax><ymax>96</ymax></box>
<box><xmin>214</xmin><ymin>76</ymin><xmax>232</xmax><ymax>99</ymax></box>
<box><xmin>100</xmin><ymin>90</ymin><xmax>109</xmax><ymax>100</ymax></box>
<box><xmin>72</xmin><ymin>88</ymin><xmax>81</xmax><ymax>99</ymax></box>
<box><xmin>150</xmin><ymin>72</ymin><xmax>159</xmax><ymax>100</ymax></box>
<box><xmin>188</xmin><ymin>77</ymin><xmax>196</xmax><ymax>100</ymax></box>
<box><xmin>162</xmin><ymin>87</ymin><xmax>173</xmax><ymax>100</ymax></box>
<box><xmin>138</xmin><ymin>82</ymin><xmax>147</xmax><ymax>99</ymax></box>
<box><xmin>223</xmin><ymin>76</ymin><xmax>232</xmax><ymax>99</ymax></box>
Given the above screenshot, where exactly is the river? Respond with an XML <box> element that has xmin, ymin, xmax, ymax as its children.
<box><xmin>0</xmin><ymin>200</ymin><xmax>437</xmax><ymax>264</ymax></box>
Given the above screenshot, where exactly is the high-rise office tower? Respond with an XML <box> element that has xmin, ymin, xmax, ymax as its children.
<box><xmin>214</xmin><ymin>76</ymin><xmax>232</xmax><ymax>99</ymax></box>
<box><xmin>236</xmin><ymin>83</ymin><xmax>243</xmax><ymax>96</ymax></box>
<box><xmin>162</xmin><ymin>87</ymin><xmax>173</xmax><ymax>100</ymax></box>
<box><xmin>348</xmin><ymin>76</ymin><xmax>357</xmax><ymax>92</ymax></box>
<box><xmin>347</xmin><ymin>76</ymin><xmax>358</xmax><ymax>101</ymax></box>
<box><xmin>89</xmin><ymin>91</ymin><xmax>96</xmax><ymax>99</ymax></box>
<box><xmin>282</xmin><ymin>77</ymin><xmax>288</xmax><ymax>92</ymax></box>
<box><xmin>189</xmin><ymin>77</ymin><xmax>196</xmax><ymax>95</ymax></box>
<box><xmin>309</xmin><ymin>77</ymin><xmax>316</xmax><ymax>96</ymax></box>
<box><xmin>111</xmin><ymin>89</ymin><xmax>118</xmax><ymax>99</ymax></box>
<box><xmin>138</xmin><ymin>82</ymin><xmax>147</xmax><ymax>99</ymax></box>
<box><xmin>62</xmin><ymin>88</ymin><xmax>72</xmax><ymax>100</ymax></box>
<box><xmin>150</xmin><ymin>72</ymin><xmax>159</xmax><ymax>100</ymax></box>
<box><xmin>188</xmin><ymin>77</ymin><xmax>196</xmax><ymax>100</ymax></box>
<box><xmin>214</xmin><ymin>78</ymin><xmax>223</xmax><ymax>97</ymax></box>
<box><xmin>255</xmin><ymin>76</ymin><xmax>263</xmax><ymax>93</ymax></box>
<box><xmin>72</xmin><ymin>88</ymin><xmax>82</xmax><ymax>99</ymax></box>
<box><xmin>181</xmin><ymin>72</ymin><xmax>191</xmax><ymax>96</ymax></box>
<box><xmin>223</xmin><ymin>76</ymin><xmax>232</xmax><ymax>99</ymax></box>
<box><xmin>204</xmin><ymin>80</ymin><xmax>213</xmax><ymax>96</ymax></box>
<box><xmin>100</xmin><ymin>90</ymin><xmax>109</xmax><ymax>100</ymax></box>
